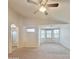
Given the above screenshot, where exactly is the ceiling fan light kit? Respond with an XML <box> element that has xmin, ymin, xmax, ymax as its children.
<box><xmin>26</xmin><ymin>0</ymin><xmax>59</xmax><ymax>15</ymax></box>
<box><xmin>39</xmin><ymin>6</ymin><xmax>46</xmax><ymax>13</ymax></box>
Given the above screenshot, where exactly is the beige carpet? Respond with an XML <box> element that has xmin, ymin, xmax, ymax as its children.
<box><xmin>9</xmin><ymin>43</ymin><xmax>70</xmax><ymax>59</ymax></box>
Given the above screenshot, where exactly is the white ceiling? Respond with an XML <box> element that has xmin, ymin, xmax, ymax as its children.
<box><xmin>8</xmin><ymin>0</ymin><xmax>70</xmax><ymax>23</ymax></box>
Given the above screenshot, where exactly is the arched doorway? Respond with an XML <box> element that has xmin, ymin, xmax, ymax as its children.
<box><xmin>11</xmin><ymin>24</ymin><xmax>19</xmax><ymax>51</ymax></box>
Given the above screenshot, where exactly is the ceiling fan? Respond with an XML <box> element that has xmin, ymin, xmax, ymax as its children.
<box><xmin>27</xmin><ymin>0</ymin><xmax>59</xmax><ymax>15</ymax></box>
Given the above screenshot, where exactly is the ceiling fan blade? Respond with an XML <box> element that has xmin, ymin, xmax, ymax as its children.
<box><xmin>34</xmin><ymin>10</ymin><xmax>39</xmax><ymax>14</ymax></box>
<box><xmin>47</xmin><ymin>3</ymin><xmax>59</xmax><ymax>7</ymax></box>
<box><xmin>27</xmin><ymin>0</ymin><xmax>38</xmax><ymax>5</ymax></box>
<box><xmin>39</xmin><ymin>0</ymin><xmax>42</xmax><ymax>4</ymax></box>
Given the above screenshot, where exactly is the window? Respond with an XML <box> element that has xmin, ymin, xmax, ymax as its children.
<box><xmin>53</xmin><ymin>29</ymin><xmax>59</xmax><ymax>38</ymax></box>
<box><xmin>40</xmin><ymin>30</ymin><xmax>45</xmax><ymax>38</ymax></box>
<box><xmin>11</xmin><ymin>24</ymin><xmax>16</xmax><ymax>28</ymax></box>
<box><xmin>12</xmin><ymin>31</ymin><xmax>17</xmax><ymax>42</ymax></box>
<box><xmin>26</xmin><ymin>28</ymin><xmax>35</xmax><ymax>32</ymax></box>
<box><xmin>40</xmin><ymin>29</ymin><xmax>60</xmax><ymax>39</ymax></box>
<box><xmin>46</xmin><ymin>30</ymin><xmax>52</xmax><ymax>38</ymax></box>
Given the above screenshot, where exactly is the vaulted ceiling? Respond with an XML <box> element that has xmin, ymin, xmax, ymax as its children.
<box><xmin>8</xmin><ymin>0</ymin><xmax>70</xmax><ymax>23</ymax></box>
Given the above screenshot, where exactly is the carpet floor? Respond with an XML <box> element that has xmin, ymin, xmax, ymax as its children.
<box><xmin>9</xmin><ymin>43</ymin><xmax>70</xmax><ymax>59</ymax></box>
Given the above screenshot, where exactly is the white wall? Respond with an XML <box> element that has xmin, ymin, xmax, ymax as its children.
<box><xmin>19</xmin><ymin>26</ymin><xmax>39</xmax><ymax>47</ymax></box>
<box><xmin>60</xmin><ymin>24</ymin><xmax>70</xmax><ymax>49</ymax></box>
